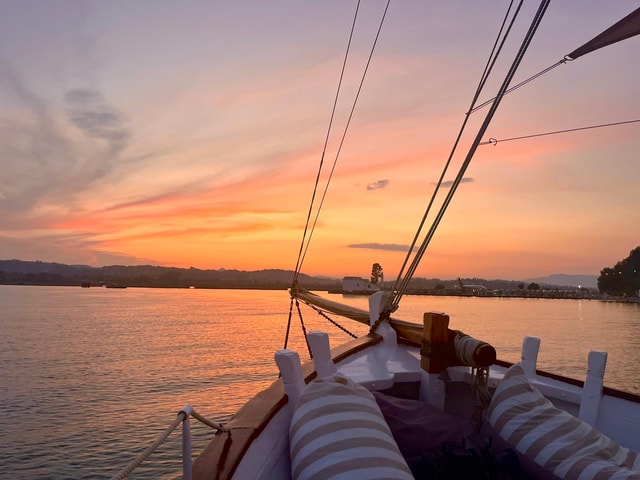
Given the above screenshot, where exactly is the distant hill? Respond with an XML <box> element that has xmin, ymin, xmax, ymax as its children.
<box><xmin>525</xmin><ymin>274</ymin><xmax>598</xmax><ymax>289</ymax></box>
<box><xmin>0</xmin><ymin>259</ymin><xmax>341</xmax><ymax>290</ymax></box>
<box><xmin>0</xmin><ymin>259</ymin><xmax>599</xmax><ymax>292</ymax></box>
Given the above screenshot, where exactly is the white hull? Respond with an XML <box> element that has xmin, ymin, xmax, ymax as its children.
<box><xmin>193</xmin><ymin>292</ymin><xmax>640</xmax><ymax>479</ymax></box>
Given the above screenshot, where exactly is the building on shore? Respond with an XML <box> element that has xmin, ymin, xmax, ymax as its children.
<box><xmin>340</xmin><ymin>276</ymin><xmax>382</xmax><ymax>294</ymax></box>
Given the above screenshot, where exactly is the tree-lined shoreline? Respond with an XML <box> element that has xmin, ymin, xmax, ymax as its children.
<box><xmin>1</xmin><ymin>247</ymin><xmax>638</xmax><ymax>299</ymax></box>
<box><xmin>1</xmin><ymin>258</ymin><xmax>636</xmax><ymax>302</ymax></box>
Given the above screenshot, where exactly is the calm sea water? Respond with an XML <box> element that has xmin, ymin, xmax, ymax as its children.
<box><xmin>1</xmin><ymin>286</ymin><xmax>639</xmax><ymax>479</ymax></box>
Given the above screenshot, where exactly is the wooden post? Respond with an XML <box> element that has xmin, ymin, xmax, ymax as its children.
<box><xmin>307</xmin><ymin>331</ymin><xmax>337</xmax><ymax>378</ymax></box>
<box><xmin>579</xmin><ymin>350</ymin><xmax>607</xmax><ymax>426</ymax></box>
<box><xmin>274</xmin><ymin>349</ymin><xmax>305</xmax><ymax>409</ymax></box>
<box><xmin>421</xmin><ymin>312</ymin><xmax>450</xmax><ymax>373</ymax></box>
<box><xmin>521</xmin><ymin>336</ymin><xmax>540</xmax><ymax>377</ymax></box>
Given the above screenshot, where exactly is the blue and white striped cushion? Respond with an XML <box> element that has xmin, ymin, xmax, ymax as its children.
<box><xmin>489</xmin><ymin>365</ymin><xmax>640</xmax><ymax>480</ymax></box>
<box><xmin>289</xmin><ymin>373</ymin><xmax>413</xmax><ymax>480</ymax></box>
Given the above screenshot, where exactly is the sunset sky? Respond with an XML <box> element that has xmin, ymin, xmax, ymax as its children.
<box><xmin>1</xmin><ymin>1</ymin><xmax>639</xmax><ymax>281</ymax></box>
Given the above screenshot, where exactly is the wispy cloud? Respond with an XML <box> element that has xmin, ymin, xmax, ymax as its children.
<box><xmin>348</xmin><ymin>243</ymin><xmax>417</xmax><ymax>252</ymax></box>
<box><xmin>0</xmin><ymin>63</ymin><xmax>131</xmax><ymax>230</ymax></box>
<box><xmin>0</xmin><ymin>231</ymin><xmax>154</xmax><ymax>266</ymax></box>
<box><xmin>1</xmin><ymin>2</ymin><xmax>638</xmax><ymax>278</ymax></box>
<box><xmin>64</xmin><ymin>88</ymin><xmax>129</xmax><ymax>154</ymax></box>
<box><xmin>436</xmin><ymin>177</ymin><xmax>474</xmax><ymax>188</ymax></box>
<box><xmin>367</xmin><ymin>179</ymin><xmax>389</xmax><ymax>190</ymax></box>
<box><xmin>0</xmin><ymin>64</ymin><xmax>73</xmax><ymax>218</ymax></box>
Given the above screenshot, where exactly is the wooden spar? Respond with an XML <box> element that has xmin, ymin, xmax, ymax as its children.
<box><xmin>290</xmin><ymin>288</ymin><xmax>371</xmax><ymax>325</ymax></box>
<box><xmin>391</xmin><ymin>312</ymin><xmax>496</xmax><ymax>373</ymax></box>
<box><xmin>291</xmin><ymin>288</ymin><xmax>496</xmax><ymax>372</ymax></box>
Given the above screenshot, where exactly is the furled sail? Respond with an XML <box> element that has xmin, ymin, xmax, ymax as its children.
<box><xmin>567</xmin><ymin>7</ymin><xmax>640</xmax><ymax>60</ymax></box>
<box><xmin>291</xmin><ymin>288</ymin><xmax>371</xmax><ymax>325</ymax></box>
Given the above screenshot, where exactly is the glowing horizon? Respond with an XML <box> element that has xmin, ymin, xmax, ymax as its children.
<box><xmin>1</xmin><ymin>2</ymin><xmax>639</xmax><ymax>281</ymax></box>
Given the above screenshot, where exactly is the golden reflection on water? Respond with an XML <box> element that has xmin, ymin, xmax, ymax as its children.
<box><xmin>1</xmin><ymin>287</ymin><xmax>300</xmax><ymax>478</ymax></box>
<box><xmin>1</xmin><ymin>286</ymin><xmax>638</xmax><ymax>479</ymax></box>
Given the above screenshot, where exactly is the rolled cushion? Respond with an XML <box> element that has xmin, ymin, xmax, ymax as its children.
<box><xmin>289</xmin><ymin>373</ymin><xmax>413</xmax><ymax>480</ymax></box>
<box><xmin>488</xmin><ymin>364</ymin><xmax>640</xmax><ymax>480</ymax></box>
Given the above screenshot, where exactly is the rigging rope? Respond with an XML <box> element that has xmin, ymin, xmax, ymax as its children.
<box><xmin>288</xmin><ymin>1</ymin><xmax>391</xmax><ymax>349</ymax></box>
<box><xmin>304</xmin><ymin>301</ymin><xmax>358</xmax><ymax>339</ymax></box>
<box><xmin>287</xmin><ymin>294</ymin><xmax>359</xmax><ymax>359</ymax></box>
<box><xmin>289</xmin><ymin>4</ymin><xmax>638</xmax><ymax>329</ymax></box>
<box><xmin>283</xmin><ymin>291</ymin><xmax>295</xmax><ymax>350</ymax></box>
<box><xmin>292</xmin><ymin>1</ymin><xmax>391</xmax><ymax>288</ymax></box>
<box><xmin>386</xmin><ymin>0</ymin><xmax>550</xmax><ymax>317</ymax></box>
<box><xmin>291</xmin><ymin>0</ymin><xmax>361</xmax><ymax>288</ymax></box>
<box><xmin>295</xmin><ymin>298</ymin><xmax>313</xmax><ymax>359</ymax></box>
<box><xmin>386</xmin><ymin>0</ymin><xmax>523</xmax><ymax>314</ymax></box>
<box><xmin>480</xmin><ymin>118</ymin><xmax>640</xmax><ymax>146</ymax></box>
<box><xmin>472</xmin><ymin>5</ymin><xmax>640</xmax><ymax>114</ymax></box>
<box><xmin>470</xmin><ymin>59</ymin><xmax>566</xmax><ymax>114</ymax></box>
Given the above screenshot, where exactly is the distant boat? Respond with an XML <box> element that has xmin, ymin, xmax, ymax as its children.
<box><xmin>105</xmin><ymin>283</ymin><xmax>127</xmax><ymax>289</ymax></box>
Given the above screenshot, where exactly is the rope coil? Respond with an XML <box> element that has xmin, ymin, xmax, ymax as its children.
<box><xmin>454</xmin><ymin>331</ymin><xmax>480</xmax><ymax>367</ymax></box>
<box><xmin>471</xmin><ymin>366</ymin><xmax>492</xmax><ymax>432</ymax></box>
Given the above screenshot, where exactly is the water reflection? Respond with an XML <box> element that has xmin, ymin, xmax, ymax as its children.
<box><xmin>0</xmin><ymin>286</ymin><xmax>638</xmax><ymax>479</ymax></box>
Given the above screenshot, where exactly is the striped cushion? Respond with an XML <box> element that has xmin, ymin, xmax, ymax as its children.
<box><xmin>289</xmin><ymin>373</ymin><xmax>413</xmax><ymax>480</ymax></box>
<box><xmin>488</xmin><ymin>365</ymin><xmax>640</xmax><ymax>480</ymax></box>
